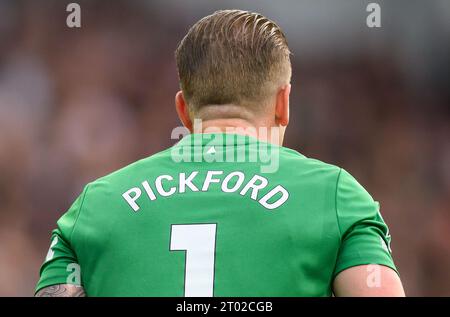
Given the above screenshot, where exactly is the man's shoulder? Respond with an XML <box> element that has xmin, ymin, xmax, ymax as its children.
<box><xmin>279</xmin><ymin>146</ymin><xmax>341</xmax><ymax>176</ymax></box>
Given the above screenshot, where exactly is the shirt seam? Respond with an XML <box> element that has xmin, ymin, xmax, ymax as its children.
<box><xmin>334</xmin><ymin>168</ymin><xmax>343</xmax><ymax>241</ymax></box>
<box><xmin>69</xmin><ymin>183</ymin><xmax>90</xmax><ymax>246</ymax></box>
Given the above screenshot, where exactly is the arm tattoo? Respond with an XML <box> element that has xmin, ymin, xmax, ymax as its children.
<box><xmin>35</xmin><ymin>284</ymin><xmax>86</xmax><ymax>297</ymax></box>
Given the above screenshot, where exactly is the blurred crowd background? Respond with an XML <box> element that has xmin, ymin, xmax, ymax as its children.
<box><xmin>0</xmin><ymin>0</ymin><xmax>449</xmax><ymax>296</ymax></box>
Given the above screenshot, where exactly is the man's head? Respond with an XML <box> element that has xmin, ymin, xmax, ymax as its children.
<box><xmin>175</xmin><ymin>9</ymin><xmax>292</xmax><ymax>143</ymax></box>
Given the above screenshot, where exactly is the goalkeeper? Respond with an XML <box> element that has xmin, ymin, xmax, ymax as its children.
<box><xmin>35</xmin><ymin>9</ymin><xmax>404</xmax><ymax>297</ymax></box>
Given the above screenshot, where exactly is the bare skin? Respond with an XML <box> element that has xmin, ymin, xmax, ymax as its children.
<box><xmin>333</xmin><ymin>265</ymin><xmax>405</xmax><ymax>297</ymax></box>
<box><xmin>35</xmin><ymin>284</ymin><xmax>85</xmax><ymax>297</ymax></box>
<box><xmin>174</xmin><ymin>85</ymin><xmax>291</xmax><ymax>146</ymax></box>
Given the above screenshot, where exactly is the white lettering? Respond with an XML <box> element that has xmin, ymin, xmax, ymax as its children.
<box><xmin>221</xmin><ymin>171</ymin><xmax>245</xmax><ymax>193</ymax></box>
<box><xmin>155</xmin><ymin>175</ymin><xmax>176</xmax><ymax>196</ymax></box>
<box><xmin>202</xmin><ymin>171</ymin><xmax>223</xmax><ymax>191</ymax></box>
<box><xmin>122</xmin><ymin>187</ymin><xmax>142</xmax><ymax>212</ymax></box>
<box><xmin>180</xmin><ymin>172</ymin><xmax>199</xmax><ymax>193</ymax></box>
<box><xmin>240</xmin><ymin>175</ymin><xmax>268</xmax><ymax>200</ymax></box>
<box><xmin>259</xmin><ymin>185</ymin><xmax>289</xmax><ymax>210</ymax></box>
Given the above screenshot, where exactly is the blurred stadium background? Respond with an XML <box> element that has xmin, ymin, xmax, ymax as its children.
<box><xmin>0</xmin><ymin>0</ymin><xmax>449</xmax><ymax>296</ymax></box>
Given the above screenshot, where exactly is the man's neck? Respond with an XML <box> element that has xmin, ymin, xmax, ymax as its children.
<box><xmin>192</xmin><ymin>118</ymin><xmax>284</xmax><ymax>146</ymax></box>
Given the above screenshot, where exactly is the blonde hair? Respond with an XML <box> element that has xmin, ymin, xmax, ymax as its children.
<box><xmin>175</xmin><ymin>9</ymin><xmax>292</xmax><ymax>115</ymax></box>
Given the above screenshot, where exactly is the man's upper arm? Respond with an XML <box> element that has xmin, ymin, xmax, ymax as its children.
<box><xmin>333</xmin><ymin>169</ymin><xmax>402</xmax><ymax>295</ymax></box>
<box><xmin>333</xmin><ymin>264</ymin><xmax>405</xmax><ymax>297</ymax></box>
<box><xmin>35</xmin><ymin>186</ymin><xmax>88</xmax><ymax>295</ymax></box>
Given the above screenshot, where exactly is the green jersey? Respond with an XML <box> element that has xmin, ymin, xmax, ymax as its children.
<box><xmin>36</xmin><ymin>133</ymin><xmax>396</xmax><ymax>296</ymax></box>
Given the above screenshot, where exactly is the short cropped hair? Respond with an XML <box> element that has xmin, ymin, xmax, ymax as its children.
<box><xmin>175</xmin><ymin>9</ymin><xmax>292</xmax><ymax>114</ymax></box>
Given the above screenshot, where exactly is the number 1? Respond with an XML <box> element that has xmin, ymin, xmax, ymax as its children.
<box><xmin>170</xmin><ymin>223</ymin><xmax>217</xmax><ymax>297</ymax></box>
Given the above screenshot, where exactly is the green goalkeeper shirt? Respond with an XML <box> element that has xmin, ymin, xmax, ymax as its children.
<box><xmin>36</xmin><ymin>133</ymin><xmax>397</xmax><ymax>296</ymax></box>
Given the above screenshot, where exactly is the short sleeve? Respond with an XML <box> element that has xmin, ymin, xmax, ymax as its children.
<box><xmin>333</xmin><ymin>169</ymin><xmax>397</xmax><ymax>277</ymax></box>
<box><xmin>35</xmin><ymin>186</ymin><xmax>88</xmax><ymax>294</ymax></box>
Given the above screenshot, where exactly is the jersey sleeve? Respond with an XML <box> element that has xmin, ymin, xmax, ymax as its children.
<box><xmin>333</xmin><ymin>169</ymin><xmax>397</xmax><ymax>277</ymax></box>
<box><xmin>35</xmin><ymin>186</ymin><xmax>88</xmax><ymax>294</ymax></box>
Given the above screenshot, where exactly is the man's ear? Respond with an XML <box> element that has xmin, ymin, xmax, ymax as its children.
<box><xmin>175</xmin><ymin>91</ymin><xmax>193</xmax><ymax>132</ymax></box>
<box><xmin>275</xmin><ymin>84</ymin><xmax>291</xmax><ymax>127</ymax></box>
